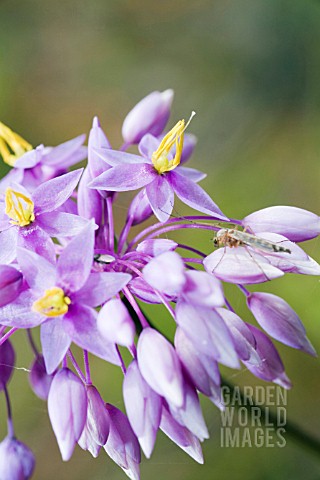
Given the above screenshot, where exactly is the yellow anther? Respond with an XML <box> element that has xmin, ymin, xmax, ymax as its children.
<box><xmin>5</xmin><ymin>188</ymin><xmax>35</xmax><ymax>227</ymax></box>
<box><xmin>151</xmin><ymin>111</ymin><xmax>195</xmax><ymax>174</ymax></box>
<box><xmin>32</xmin><ymin>287</ymin><xmax>71</xmax><ymax>317</ymax></box>
<box><xmin>0</xmin><ymin>122</ymin><xmax>33</xmax><ymax>167</ymax></box>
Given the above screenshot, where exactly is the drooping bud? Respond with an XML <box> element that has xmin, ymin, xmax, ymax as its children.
<box><xmin>136</xmin><ymin>239</ymin><xmax>178</xmax><ymax>257</ymax></box>
<box><xmin>122</xmin><ymin>89</ymin><xmax>174</xmax><ymax>145</ymax></box>
<box><xmin>0</xmin><ymin>339</ymin><xmax>15</xmax><ymax>390</ymax></box>
<box><xmin>29</xmin><ymin>354</ymin><xmax>55</xmax><ymax>400</ymax></box>
<box><xmin>48</xmin><ymin>368</ymin><xmax>87</xmax><ymax>461</ymax></box>
<box><xmin>247</xmin><ymin>292</ymin><xmax>316</xmax><ymax>356</ymax></box>
<box><xmin>0</xmin><ymin>266</ymin><xmax>23</xmax><ymax>307</ymax></box>
<box><xmin>137</xmin><ymin>328</ymin><xmax>185</xmax><ymax>408</ymax></box>
<box><xmin>97</xmin><ymin>298</ymin><xmax>136</xmax><ymax>347</ymax></box>
<box><xmin>243</xmin><ymin>324</ymin><xmax>292</xmax><ymax>389</ymax></box>
<box><xmin>104</xmin><ymin>404</ymin><xmax>141</xmax><ymax>480</ymax></box>
<box><xmin>142</xmin><ymin>251</ymin><xmax>186</xmax><ymax>296</ymax></box>
<box><xmin>123</xmin><ymin>360</ymin><xmax>162</xmax><ymax>458</ymax></box>
<box><xmin>0</xmin><ymin>436</ymin><xmax>35</xmax><ymax>480</ymax></box>
<box><xmin>78</xmin><ymin>385</ymin><xmax>110</xmax><ymax>457</ymax></box>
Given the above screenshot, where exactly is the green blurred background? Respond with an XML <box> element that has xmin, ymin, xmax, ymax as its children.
<box><xmin>0</xmin><ymin>0</ymin><xmax>320</xmax><ymax>479</ymax></box>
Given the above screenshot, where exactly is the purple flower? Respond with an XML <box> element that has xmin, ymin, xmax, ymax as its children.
<box><xmin>0</xmin><ymin>265</ymin><xmax>23</xmax><ymax>307</ymax></box>
<box><xmin>29</xmin><ymin>354</ymin><xmax>55</xmax><ymax>400</ymax></box>
<box><xmin>104</xmin><ymin>404</ymin><xmax>141</xmax><ymax>480</ymax></box>
<box><xmin>48</xmin><ymin>367</ymin><xmax>87</xmax><ymax>461</ymax></box>
<box><xmin>0</xmin><ymin>222</ymin><xmax>131</xmax><ymax>373</ymax></box>
<box><xmin>89</xmin><ymin>115</ymin><xmax>227</xmax><ymax>222</ymax></box>
<box><xmin>243</xmin><ymin>205</ymin><xmax>320</xmax><ymax>242</ymax></box>
<box><xmin>137</xmin><ymin>327</ymin><xmax>185</xmax><ymax>408</ymax></box>
<box><xmin>122</xmin><ymin>89</ymin><xmax>174</xmax><ymax>145</ymax></box>
<box><xmin>97</xmin><ymin>298</ymin><xmax>136</xmax><ymax>347</ymax></box>
<box><xmin>242</xmin><ymin>324</ymin><xmax>292</xmax><ymax>389</ymax></box>
<box><xmin>160</xmin><ymin>405</ymin><xmax>204</xmax><ymax>464</ymax></box>
<box><xmin>0</xmin><ymin>122</ymin><xmax>87</xmax><ymax>192</ymax></box>
<box><xmin>247</xmin><ymin>292</ymin><xmax>316</xmax><ymax>355</ymax></box>
<box><xmin>78</xmin><ymin>385</ymin><xmax>110</xmax><ymax>457</ymax></box>
<box><xmin>0</xmin><ymin>169</ymin><xmax>88</xmax><ymax>264</ymax></box>
<box><xmin>0</xmin><ymin>340</ymin><xmax>15</xmax><ymax>389</ymax></box>
<box><xmin>0</xmin><ymin>436</ymin><xmax>35</xmax><ymax>480</ymax></box>
<box><xmin>123</xmin><ymin>360</ymin><xmax>162</xmax><ymax>458</ymax></box>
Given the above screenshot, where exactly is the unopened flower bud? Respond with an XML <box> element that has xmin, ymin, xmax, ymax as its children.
<box><xmin>0</xmin><ymin>436</ymin><xmax>35</xmax><ymax>480</ymax></box>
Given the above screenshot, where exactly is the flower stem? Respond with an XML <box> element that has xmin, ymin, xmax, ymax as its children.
<box><xmin>221</xmin><ymin>378</ymin><xmax>320</xmax><ymax>458</ymax></box>
<box><xmin>106</xmin><ymin>197</ymin><xmax>115</xmax><ymax>252</ymax></box>
<box><xmin>0</xmin><ymin>327</ymin><xmax>17</xmax><ymax>347</ymax></box>
<box><xmin>3</xmin><ymin>385</ymin><xmax>14</xmax><ymax>438</ymax></box>
<box><xmin>27</xmin><ymin>329</ymin><xmax>39</xmax><ymax>357</ymax></box>
<box><xmin>67</xmin><ymin>349</ymin><xmax>86</xmax><ymax>383</ymax></box>
<box><xmin>83</xmin><ymin>350</ymin><xmax>91</xmax><ymax>385</ymax></box>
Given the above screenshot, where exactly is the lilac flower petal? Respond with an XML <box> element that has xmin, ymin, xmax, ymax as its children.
<box><xmin>48</xmin><ymin>368</ymin><xmax>87</xmax><ymax>461</ymax></box>
<box><xmin>89</xmin><ymin>163</ymin><xmax>155</xmax><ymax>192</ymax></box>
<box><xmin>123</xmin><ymin>360</ymin><xmax>162</xmax><ymax>458</ymax></box>
<box><xmin>57</xmin><ymin>221</ymin><xmax>95</xmax><ymax>292</ymax></box>
<box><xmin>160</xmin><ymin>406</ymin><xmax>204</xmax><ymax>464</ymax></box>
<box><xmin>138</xmin><ymin>134</ymin><xmax>159</xmax><ymax>159</ymax></box>
<box><xmin>243</xmin><ymin>206</ymin><xmax>320</xmax><ymax>242</ymax></box>
<box><xmin>183</xmin><ymin>270</ymin><xmax>224</xmax><ymax>307</ymax></box>
<box><xmin>0</xmin><ymin>228</ymin><xmax>18</xmax><ymax>264</ymax></box>
<box><xmin>63</xmin><ymin>304</ymin><xmax>121</xmax><ymax>366</ymax></box>
<box><xmin>255</xmin><ymin>232</ymin><xmax>320</xmax><ymax>275</ymax></box>
<box><xmin>137</xmin><ymin>328</ymin><xmax>185</xmax><ymax>408</ymax></box>
<box><xmin>104</xmin><ymin>404</ymin><xmax>141</xmax><ymax>480</ymax></box>
<box><xmin>175</xmin><ymin>327</ymin><xmax>223</xmax><ymax>409</ymax></box>
<box><xmin>17</xmin><ymin>247</ymin><xmax>56</xmax><ymax>292</ymax></box>
<box><xmin>18</xmin><ymin>224</ymin><xmax>56</xmax><ymax>263</ymax></box>
<box><xmin>175</xmin><ymin>302</ymin><xmax>240</xmax><ymax>368</ymax></box>
<box><xmin>244</xmin><ymin>324</ymin><xmax>292</xmax><ymax>389</ymax></box>
<box><xmin>0</xmin><ymin>205</ymin><xmax>11</xmax><ymax>231</ymax></box>
<box><xmin>128</xmin><ymin>277</ymin><xmax>175</xmax><ymax>305</ymax></box>
<box><xmin>73</xmin><ymin>272</ymin><xmax>131</xmax><ymax>307</ymax></box>
<box><xmin>37</xmin><ymin>211</ymin><xmax>90</xmax><ymax>237</ymax></box>
<box><xmin>86</xmin><ymin>385</ymin><xmax>110</xmax><ymax>446</ymax></box>
<box><xmin>204</xmin><ymin>247</ymin><xmax>284</xmax><ymax>284</ymax></box>
<box><xmin>0</xmin><ymin>436</ymin><xmax>35</xmax><ymax>480</ymax></box>
<box><xmin>29</xmin><ymin>354</ymin><xmax>55</xmax><ymax>400</ymax></box>
<box><xmin>168</xmin><ymin>380</ymin><xmax>209</xmax><ymax>441</ymax></box>
<box><xmin>97</xmin><ymin>299</ymin><xmax>136</xmax><ymax>347</ymax></box>
<box><xmin>77</xmin><ymin>167</ymin><xmax>103</xmax><ymax>223</ymax></box>
<box><xmin>122</xmin><ymin>89</ymin><xmax>174</xmax><ymax>144</ymax></box>
<box><xmin>170</xmin><ymin>170</ymin><xmax>228</xmax><ymax>220</ymax></box>
<box><xmin>32</xmin><ymin>169</ymin><xmax>83</xmax><ymax>214</ymax></box>
<box><xmin>43</xmin><ymin>134</ymin><xmax>86</xmax><ymax>167</ymax></box>
<box><xmin>14</xmin><ymin>145</ymin><xmax>44</xmax><ymax>169</ymax></box>
<box><xmin>247</xmin><ymin>292</ymin><xmax>316</xmax><ymax>356</ymax></box>
<box><xmin>127</xmin><ymin>188</ymin><xmax>153</xmax><ymax>226</ymax></box>
<box><xmin>216</xmin><ymin>308</ymin><xmax>260</xmax><ymax>365</ymax></box>
<box><xmin>94</xmin><ymin>148</ymin><xmax>147</xmax><ymax>166</ymax></box>
<box><xmin>143</xmin><ymin>251</ymin><xmax>186</xmax><ymax>296</ymax></box>
<box><xmin>176</xmin><ymin>166</ymin><xmax>206</xmax><ymax>183</ymax></box>
<box><xmin>0</xmin><ymin>290</ymin><xmax>43</xmax><ymax>328</ymax></box>
<box><xmin>88</xmin><ymin>117</ymin><xmax>112</xmax><ymax>178</ymax></box>
<box><xmin>136</xmin><ymin>239</ymin><xmax>178</xmax><ymax>257</ymax></box>
<box><xmin>0</xmin><ymin>265</ymin><xmax>23</xmax><ymax>307</ymax></box>
<box><xmin>41</xmin><ymin>317</ymin><xmax>71</xmax><ymax>374</ymax></box>
<box><xmin>78</xmin><ymin>424</ymin><xmax>101</xmax><ymax>458</ymax></box>
<box><xmin>0</xmin><ymin>340</ymin><xmax>15</xmax><ymax>390</ymax></box>
<box><xmin>146</xmin><ymin>175</ymin><xmax>175</xmax><ymax>222</ymax></box>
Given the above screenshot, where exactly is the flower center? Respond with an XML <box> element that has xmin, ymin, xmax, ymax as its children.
<box><xmin>151</xmin><ymin>111</ymin><xmax>195</xmax><ymax>174</ymax></box>
<box><xmin>0</xmin><ymin>122</ymin><xmax>33</xmax><ymax>167</ymax></box>
<box><xmin>32</xmin><ymin>287</ymin><xmax>71</xmax><ymax>317</ymax></box>
<box><xmin>5</xmin><ymin>188</ymin><xmax>35</xmax><ymax>227</ymax></box>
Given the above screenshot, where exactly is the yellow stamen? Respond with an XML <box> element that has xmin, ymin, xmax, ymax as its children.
<box><xmin>151</xmin><ymin>111</ymin><xmax>196</xmax><ymax>174</ymax></box>
<box><xmin>0</xmin><ymin>122</ymin><xmax>33</xmax><ymax>167</ymax></box>
<box><xmin>5</xmin><ymin>188</ymin><xmax>35</xmax><ymax>227</ymax></box>
<box><xmin>32</xmin><ymin>287</ymin><xmax>71</xmax><ymax>317</ymax></box>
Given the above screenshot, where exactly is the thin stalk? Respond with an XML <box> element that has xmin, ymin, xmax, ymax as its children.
<box><xmin>122</xmin><ymin>286</ymin><xmax>149</xmax><ymax>329</ymax></box>
<box><xmin>0</xmin><ymin>327</ymin><xmax>17</xmax><ymax>347</ymax></box>
<box><xmin>4</xmin><ymin>385</ymin><xmax>14</xmax><ymax>438</ymax></box>
<box><xmin>106</xmin><ymin>197</ymin><xmax>115</xmax><ymax>252</ymax></box>
<box><xmin>83</xmin><ymin>350</ymin><xmax>91</xmax><ymax>385</ymax></box>
<box><xmin>67</xmin><ymin>350</ymin><xmax>86</xmax><ymax>383</ymax></box>
<box><xmin>27</xmin><ymin>329</ymin><xmax>39</xmax><ymax>357</ymax></box>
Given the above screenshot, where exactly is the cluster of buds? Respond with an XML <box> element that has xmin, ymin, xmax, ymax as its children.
<box><xmin>0</xmin><ymin>90</ymin><xmax>319</xmax><ymax>479</ymax></box>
